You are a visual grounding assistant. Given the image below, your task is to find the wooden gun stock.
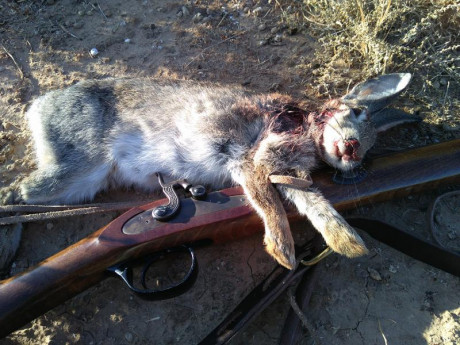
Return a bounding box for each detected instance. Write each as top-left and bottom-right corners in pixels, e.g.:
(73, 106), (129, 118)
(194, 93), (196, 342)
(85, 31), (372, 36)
(0, 139), (459, 338)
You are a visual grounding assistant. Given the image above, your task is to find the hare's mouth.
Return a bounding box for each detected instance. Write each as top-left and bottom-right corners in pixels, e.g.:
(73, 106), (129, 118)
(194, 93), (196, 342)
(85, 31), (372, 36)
(334, 139), (361, 162)
(338, 152), (361, 163)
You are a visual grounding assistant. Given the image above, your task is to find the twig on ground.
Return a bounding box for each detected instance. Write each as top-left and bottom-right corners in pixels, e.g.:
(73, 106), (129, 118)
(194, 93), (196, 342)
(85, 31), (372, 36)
(216, 13), (227, 28)
(1, 44), (24, 79)
(287, 285), (322, 345)
(95, 1), (108, 20)
(55, 21), (82, 40)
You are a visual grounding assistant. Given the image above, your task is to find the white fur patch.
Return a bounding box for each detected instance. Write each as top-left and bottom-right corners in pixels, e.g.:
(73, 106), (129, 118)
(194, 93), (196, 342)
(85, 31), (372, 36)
(26, 96), (57, 168)
(59, 164), (112, 203)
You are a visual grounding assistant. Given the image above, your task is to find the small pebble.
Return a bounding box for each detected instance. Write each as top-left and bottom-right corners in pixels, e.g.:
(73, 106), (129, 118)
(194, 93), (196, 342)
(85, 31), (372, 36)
(124, 16), (138, 24)
(253, 7), (264, 16)
(258, 23), (266, 31)
(46, 223), (54, 230)
(124, 332), (134, 342)
(270, 27), (278, 34)
(388, 265), (397, 273)
(367, 267), (382, 281)
(193, 13), (203, 23)
(77, 10), (85, 16)
(273, 34), (282, 43)
(258, 39), (269, 47)
(440, 78), (448, 86)
(124, 38), (131, 43)
(89, 48), (99, 58)
(182, 6), (190, 16)
(73, 22), (83, 29)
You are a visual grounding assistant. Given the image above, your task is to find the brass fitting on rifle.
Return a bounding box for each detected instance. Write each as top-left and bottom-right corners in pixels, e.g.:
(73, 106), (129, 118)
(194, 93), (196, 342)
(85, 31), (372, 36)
(300, 246), (333, 266)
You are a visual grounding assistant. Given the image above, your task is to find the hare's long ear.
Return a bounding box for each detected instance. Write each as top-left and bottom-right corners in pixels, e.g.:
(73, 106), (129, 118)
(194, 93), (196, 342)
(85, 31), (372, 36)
(342, 73), (412, 112)
(236, 164), (296, 269)
(371, 108), (421, 132)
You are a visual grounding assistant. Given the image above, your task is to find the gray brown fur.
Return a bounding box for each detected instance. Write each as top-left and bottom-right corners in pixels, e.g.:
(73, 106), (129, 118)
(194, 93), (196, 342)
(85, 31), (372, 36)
(20, 74), (416, 269)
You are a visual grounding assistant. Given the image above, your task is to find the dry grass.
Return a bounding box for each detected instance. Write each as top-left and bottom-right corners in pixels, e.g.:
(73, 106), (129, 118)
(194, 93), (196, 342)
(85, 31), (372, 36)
(276, 0), (459, 131)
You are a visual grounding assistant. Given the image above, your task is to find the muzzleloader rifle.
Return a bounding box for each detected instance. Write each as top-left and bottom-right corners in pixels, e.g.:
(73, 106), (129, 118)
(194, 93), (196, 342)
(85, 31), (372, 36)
(0, 139), (459, 339)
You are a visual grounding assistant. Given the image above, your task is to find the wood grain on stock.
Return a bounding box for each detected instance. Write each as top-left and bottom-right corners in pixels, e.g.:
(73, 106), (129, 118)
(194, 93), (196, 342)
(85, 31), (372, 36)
(0, 139), (459, 338)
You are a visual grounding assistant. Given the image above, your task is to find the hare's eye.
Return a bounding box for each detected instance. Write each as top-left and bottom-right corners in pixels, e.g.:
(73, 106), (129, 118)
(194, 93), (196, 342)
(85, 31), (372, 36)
(353, 108), (368, 122)
(352, 108), (362, 116)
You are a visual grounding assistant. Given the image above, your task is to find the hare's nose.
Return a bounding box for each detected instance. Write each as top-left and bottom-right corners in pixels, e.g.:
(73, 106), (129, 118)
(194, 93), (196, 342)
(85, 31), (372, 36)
(344, 138), (360, 158)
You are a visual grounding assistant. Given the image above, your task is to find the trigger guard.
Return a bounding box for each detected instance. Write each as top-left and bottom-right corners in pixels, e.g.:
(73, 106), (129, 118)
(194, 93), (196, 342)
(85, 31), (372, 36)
(107, 245), (198, 300)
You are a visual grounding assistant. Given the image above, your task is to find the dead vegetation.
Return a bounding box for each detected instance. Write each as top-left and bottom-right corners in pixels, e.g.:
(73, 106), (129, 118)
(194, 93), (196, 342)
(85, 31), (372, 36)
(276, 0), (459, 131)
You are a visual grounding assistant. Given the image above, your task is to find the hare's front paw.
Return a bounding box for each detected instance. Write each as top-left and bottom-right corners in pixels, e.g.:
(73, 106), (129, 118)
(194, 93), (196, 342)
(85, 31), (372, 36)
(264, 231), (296, 270)
(324, 216), (368, 258)
(20, 174), (51, 204)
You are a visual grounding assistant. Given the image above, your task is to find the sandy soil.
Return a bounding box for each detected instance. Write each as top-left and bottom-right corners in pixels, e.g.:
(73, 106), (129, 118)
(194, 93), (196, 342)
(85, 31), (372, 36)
(0, 0), (459, 344)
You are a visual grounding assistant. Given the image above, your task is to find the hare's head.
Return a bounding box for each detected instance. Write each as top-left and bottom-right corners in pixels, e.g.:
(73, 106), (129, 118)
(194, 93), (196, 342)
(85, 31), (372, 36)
(312, 73), (417, 171)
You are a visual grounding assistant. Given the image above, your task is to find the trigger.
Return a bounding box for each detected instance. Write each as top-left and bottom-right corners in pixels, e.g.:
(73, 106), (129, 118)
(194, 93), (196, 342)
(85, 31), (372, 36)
(107, 245), (198, 300)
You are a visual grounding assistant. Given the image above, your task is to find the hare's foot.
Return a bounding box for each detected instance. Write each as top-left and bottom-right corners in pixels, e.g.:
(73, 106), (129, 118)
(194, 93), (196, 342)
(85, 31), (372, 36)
(322, 216), (368, 257)
(263, 225), (296, 270)
(20, 172), (58, 204)
(20, 164), (111, 204)
(277, 186), (368, 259)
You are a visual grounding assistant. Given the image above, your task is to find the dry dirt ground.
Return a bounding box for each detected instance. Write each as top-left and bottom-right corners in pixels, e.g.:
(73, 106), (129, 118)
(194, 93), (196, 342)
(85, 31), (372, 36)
(0, 0), (459, 344)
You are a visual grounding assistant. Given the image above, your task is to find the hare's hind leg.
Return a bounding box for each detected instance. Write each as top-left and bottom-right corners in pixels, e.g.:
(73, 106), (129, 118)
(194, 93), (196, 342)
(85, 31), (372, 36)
(234, 164), (296, 269)
(277, 186), (368, 258)
(20, 163), (111, 204)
